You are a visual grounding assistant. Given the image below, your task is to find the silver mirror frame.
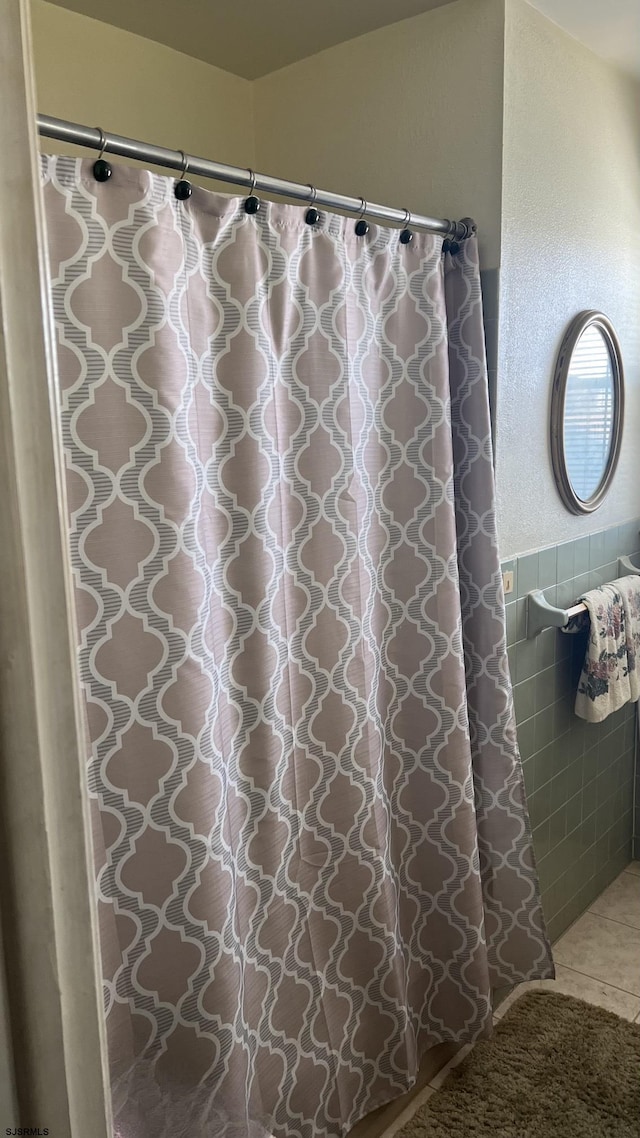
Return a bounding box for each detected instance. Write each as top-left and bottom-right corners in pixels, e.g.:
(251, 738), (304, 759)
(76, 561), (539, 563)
(550, 310), (624, 515)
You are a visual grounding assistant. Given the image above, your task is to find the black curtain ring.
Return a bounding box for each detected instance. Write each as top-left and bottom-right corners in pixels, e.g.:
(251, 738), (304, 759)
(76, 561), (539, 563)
(175, 150), (192, 201)
(93, 127), (112, 182)
(245, 169), (261, 214)
(445, 221), (460, 256)
(355, 197), (369, 237)
(306, 184), (320, 226)
(400, 208), (413, 245)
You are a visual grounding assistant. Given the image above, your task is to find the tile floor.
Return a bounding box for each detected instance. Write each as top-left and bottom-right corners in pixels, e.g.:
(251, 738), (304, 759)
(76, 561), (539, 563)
(495, 860), (640, 1022)
(379, 861), (640, 1138)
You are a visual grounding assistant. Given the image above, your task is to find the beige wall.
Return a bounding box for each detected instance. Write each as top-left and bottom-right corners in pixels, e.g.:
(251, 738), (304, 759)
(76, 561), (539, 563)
(33, 0), (504, 263)
(31, 0), (640, 561)
(253, 0), (505, 269)
(496, 0), (640, 558)
(31, 0), (254, 167)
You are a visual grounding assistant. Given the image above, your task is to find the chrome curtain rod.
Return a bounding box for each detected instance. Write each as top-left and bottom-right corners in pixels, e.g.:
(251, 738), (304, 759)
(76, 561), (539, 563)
(37, 114), (476, 242)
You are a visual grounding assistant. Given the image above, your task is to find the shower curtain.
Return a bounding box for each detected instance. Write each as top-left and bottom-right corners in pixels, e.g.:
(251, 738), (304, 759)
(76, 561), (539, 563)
(41, 154), (553, 1138)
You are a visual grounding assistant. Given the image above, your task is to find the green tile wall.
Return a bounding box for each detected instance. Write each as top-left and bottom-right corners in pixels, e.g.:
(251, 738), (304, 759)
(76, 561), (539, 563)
(502, 519), (640, 942)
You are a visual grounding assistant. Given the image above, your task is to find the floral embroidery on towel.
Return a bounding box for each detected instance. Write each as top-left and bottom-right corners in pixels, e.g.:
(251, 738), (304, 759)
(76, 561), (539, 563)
(625, 586), (640, 677)
(578, 598), (627, 702)
(575, 577), (640, 722)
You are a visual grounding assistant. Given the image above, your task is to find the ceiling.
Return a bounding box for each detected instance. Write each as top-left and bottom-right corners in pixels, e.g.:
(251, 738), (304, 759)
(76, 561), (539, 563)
(44, 0), (640, 80)
(529, 0), (640, 79)
(42, 0), (456, 79)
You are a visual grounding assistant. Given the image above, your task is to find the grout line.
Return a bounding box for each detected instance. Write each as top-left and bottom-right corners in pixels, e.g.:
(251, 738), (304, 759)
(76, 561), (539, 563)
(551, 959), (640, 998)
(583, 910), (640, 933)
(586, 909), (640, 932)
(554, 962), (640, 1001)
(380, 1084), (435, 1138)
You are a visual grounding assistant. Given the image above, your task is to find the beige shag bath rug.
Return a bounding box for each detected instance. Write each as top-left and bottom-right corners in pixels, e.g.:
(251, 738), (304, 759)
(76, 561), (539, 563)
(397, 991), (640, 1137)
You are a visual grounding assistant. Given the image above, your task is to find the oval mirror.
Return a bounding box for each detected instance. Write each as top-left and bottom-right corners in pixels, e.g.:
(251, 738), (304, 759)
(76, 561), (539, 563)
(550, 311), (624, 514)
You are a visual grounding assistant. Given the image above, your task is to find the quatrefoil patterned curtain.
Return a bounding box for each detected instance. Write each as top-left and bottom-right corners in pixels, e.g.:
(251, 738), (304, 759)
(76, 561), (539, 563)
(41, 154), (553, 1138)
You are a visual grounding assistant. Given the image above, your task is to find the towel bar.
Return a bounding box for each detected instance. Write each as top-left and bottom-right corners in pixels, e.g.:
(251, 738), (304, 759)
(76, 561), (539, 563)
(525, 554), (640, 638)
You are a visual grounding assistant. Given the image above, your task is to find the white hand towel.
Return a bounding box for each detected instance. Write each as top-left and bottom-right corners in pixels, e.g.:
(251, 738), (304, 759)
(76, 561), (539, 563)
(616, 574), (640, 704)
(575, 576), (640, 722)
